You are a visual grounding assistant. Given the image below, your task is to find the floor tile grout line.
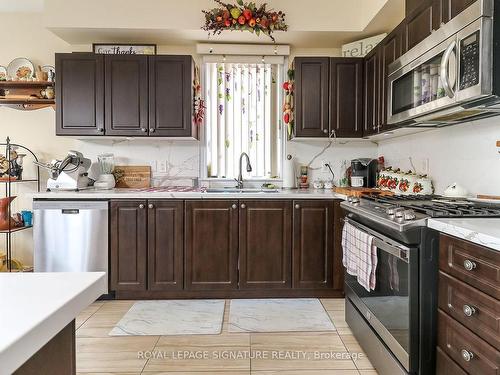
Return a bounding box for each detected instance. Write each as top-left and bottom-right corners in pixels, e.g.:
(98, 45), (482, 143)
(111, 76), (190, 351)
(140, 334), (161, 374)
(75, 301), (105, 331)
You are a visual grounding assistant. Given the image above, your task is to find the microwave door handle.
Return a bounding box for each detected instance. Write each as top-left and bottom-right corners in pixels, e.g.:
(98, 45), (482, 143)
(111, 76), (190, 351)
(440, 40), (457, 98)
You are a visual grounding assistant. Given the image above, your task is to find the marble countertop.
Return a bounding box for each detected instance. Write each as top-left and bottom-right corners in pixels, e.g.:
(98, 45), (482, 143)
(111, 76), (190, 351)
(31, 188), (347, 200)
(428, 218), (500, 252)
(0, 272), (107, 374)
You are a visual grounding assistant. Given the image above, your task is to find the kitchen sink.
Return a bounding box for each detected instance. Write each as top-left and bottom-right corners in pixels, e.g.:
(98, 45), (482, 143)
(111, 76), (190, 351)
(205, 188), (280, 193)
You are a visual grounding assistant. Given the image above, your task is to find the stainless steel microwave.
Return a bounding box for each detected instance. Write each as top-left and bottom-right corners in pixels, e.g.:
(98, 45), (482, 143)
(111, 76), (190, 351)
(387, 0), (500, 126)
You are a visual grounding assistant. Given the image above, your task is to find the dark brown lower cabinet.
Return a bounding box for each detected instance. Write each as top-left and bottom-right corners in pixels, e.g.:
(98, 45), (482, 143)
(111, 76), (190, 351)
(239, 200), (292, 289)
(293, 200), (334, 289)
(147, 201), (184, 291)
(110, 198), (344, 298)
(184, 200), (239, 290)
(110, 200), (147, 292)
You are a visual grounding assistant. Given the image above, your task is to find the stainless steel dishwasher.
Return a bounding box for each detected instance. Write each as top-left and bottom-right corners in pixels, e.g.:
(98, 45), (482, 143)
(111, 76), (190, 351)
(33, 200), (109, 291)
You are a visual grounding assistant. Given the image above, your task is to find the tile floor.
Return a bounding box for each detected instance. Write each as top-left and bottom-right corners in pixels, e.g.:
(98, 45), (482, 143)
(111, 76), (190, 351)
(75, 298), (378, 375)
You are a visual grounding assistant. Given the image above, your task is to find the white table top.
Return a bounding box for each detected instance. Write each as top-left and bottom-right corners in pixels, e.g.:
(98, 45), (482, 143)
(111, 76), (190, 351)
(0, 272), (107, 374)
(428, 218), (500, 252)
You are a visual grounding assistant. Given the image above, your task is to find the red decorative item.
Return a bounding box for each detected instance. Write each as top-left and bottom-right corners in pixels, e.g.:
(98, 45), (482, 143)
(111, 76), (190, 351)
(202, 0), (288, 42)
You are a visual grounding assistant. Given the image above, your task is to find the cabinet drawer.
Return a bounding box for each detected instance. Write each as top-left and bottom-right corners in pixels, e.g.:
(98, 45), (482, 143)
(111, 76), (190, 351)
(438, 309), (500, 375)
(439, 271), (500, 350)
(436, 346), (468, 375)
(440, 234), (500, 299)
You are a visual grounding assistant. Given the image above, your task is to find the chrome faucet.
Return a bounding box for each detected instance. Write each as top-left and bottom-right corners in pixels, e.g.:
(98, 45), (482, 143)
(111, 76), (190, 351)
(235, 152), (252, 189)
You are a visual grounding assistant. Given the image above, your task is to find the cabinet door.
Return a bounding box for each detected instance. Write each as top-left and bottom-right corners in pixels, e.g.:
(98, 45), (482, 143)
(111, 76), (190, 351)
(441, 0), (476, 23)
(185, 200), (238, 290)
(55, 53), (104, 136)
(405, 0), (441, 50)
(380, 23), (405, 131)
(110, 200), (147, 291)
(363, 49), (379, 136)
(105, 55), (149, 136)
(239, 200), (292, 289)
(294, 57), (330, 137)
(330, 58), (363, 138)
(148, 201), (184, 291)
(149, 55), (195, 137)
(292, 200), (334, 289)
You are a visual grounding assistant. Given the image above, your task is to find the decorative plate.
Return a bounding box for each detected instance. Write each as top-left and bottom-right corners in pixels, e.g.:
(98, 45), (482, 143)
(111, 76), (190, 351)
(0, 66), (6, 81)
(7, 58), (34, 80)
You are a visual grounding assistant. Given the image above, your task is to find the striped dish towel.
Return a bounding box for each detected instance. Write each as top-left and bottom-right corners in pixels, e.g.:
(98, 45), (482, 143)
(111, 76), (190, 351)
(342, 221), (378, 291)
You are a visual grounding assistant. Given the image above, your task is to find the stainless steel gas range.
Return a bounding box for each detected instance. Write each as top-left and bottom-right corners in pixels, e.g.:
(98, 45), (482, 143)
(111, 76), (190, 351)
(340, 195), (500, 375)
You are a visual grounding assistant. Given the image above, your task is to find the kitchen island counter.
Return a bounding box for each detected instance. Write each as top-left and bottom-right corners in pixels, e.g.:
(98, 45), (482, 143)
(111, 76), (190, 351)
(0, 272), (106, 374)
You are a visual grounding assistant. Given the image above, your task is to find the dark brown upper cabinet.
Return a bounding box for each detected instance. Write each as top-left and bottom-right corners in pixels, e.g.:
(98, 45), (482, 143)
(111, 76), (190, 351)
(239, 200), (292, 289)
(440, 0), (476, 24)
(184, 200), (239, 291)
(149, 55), (195, 137)
(147, 200), (184, 291)
(105, 55), (149, 137)
(379, 22), (406, 131)
(294, 57), (330, 137)
(292, 200), (334, 289)
(110, 200), (147, 292)
(330, 58), (364, 138)
(56, 53), (196, 138)
(363, 48), (380, 136)
(405, 0), (441, 50)
(56, 53), (104, 136)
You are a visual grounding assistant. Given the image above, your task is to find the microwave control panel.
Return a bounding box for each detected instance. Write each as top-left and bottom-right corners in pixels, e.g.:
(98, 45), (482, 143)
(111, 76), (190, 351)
(459, 31), (480, 90)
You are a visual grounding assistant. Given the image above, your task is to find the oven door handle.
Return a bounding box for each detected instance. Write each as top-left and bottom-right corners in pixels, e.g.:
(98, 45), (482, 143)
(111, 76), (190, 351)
(343, 218), (410, 263)
(440, 40), (457, 99)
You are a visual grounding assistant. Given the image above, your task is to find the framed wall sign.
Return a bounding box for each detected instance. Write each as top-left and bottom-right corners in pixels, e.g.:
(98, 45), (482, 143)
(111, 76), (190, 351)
(92, 44), (157, 55)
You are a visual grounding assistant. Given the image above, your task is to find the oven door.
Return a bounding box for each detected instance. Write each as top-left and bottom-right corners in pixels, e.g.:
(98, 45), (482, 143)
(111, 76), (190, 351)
(344, 218), (419, 372)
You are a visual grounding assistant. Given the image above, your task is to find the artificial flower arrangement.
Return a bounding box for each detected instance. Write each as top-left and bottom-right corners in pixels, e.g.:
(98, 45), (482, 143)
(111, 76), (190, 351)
(202, 0), (288, 42)
(283, 68), (294, 139)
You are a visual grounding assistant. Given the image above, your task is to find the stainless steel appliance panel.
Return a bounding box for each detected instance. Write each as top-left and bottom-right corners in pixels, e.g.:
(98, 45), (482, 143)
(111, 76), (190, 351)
(34, 201), (109, 290)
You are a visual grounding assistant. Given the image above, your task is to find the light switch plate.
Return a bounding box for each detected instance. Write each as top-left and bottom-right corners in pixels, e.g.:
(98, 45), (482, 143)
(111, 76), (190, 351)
(158, 160), (167, 173)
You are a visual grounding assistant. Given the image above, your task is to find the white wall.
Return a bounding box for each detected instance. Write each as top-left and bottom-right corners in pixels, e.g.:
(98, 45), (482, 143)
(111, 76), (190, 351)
(377, 117), (500, 196)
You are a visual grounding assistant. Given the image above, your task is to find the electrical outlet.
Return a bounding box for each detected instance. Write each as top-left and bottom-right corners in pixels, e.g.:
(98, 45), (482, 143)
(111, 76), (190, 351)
(322, 159), (329, 172)
(158, 160), (167, 173)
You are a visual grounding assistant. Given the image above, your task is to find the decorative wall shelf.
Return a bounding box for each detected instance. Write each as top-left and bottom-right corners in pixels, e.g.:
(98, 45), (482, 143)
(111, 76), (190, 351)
(0, 80), (55, 110)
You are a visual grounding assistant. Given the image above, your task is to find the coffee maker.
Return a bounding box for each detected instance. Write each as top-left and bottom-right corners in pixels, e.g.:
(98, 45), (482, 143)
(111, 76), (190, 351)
(351, 158), (378, 188)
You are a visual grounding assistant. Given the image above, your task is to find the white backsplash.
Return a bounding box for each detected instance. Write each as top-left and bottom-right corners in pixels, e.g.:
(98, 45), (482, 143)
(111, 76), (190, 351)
(286, 139), (378, 184)
(377, 116), (500, 196)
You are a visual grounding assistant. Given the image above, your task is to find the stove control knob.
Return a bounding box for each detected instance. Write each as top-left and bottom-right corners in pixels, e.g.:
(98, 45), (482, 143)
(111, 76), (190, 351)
(351, 197), (360, 206)
(403, 210), (416, 221)
(386, 207), (396, 215)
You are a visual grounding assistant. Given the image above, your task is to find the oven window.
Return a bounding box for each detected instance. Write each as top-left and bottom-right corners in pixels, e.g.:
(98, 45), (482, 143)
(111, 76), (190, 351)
(345, 247), (410, 353)
(392, 51), (456, 115)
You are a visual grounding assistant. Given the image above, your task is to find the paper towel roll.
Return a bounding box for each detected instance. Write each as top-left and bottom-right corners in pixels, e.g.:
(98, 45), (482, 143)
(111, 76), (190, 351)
(282, 154), (296, 189)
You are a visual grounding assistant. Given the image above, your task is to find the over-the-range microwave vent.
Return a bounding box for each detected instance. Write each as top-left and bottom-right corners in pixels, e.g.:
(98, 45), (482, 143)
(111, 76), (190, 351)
(426, 109), (485, 122)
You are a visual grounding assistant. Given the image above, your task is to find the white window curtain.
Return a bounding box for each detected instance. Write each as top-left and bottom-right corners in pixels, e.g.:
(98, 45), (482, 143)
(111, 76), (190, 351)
(204, 62), (282, 179)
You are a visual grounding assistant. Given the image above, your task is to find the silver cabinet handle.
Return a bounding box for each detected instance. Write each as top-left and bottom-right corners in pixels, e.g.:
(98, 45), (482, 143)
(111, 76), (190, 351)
(323, 129), (328, 134)
(141, 128), (147, 132)
(241, 204), (246, 209)
(149, 128), (155, 133)
(231, 204), (237, 209)
(295, 204), (300, 209)
(463, 305), (476, 317)
(464, 259), (477, 271)
(148, 203), (154, 209)
(461, 349), (474, 362)
(139, 204), (145, 209)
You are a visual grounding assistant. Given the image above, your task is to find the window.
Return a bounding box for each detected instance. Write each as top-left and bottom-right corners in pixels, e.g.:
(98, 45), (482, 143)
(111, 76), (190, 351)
(204, 61), (283, 179)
